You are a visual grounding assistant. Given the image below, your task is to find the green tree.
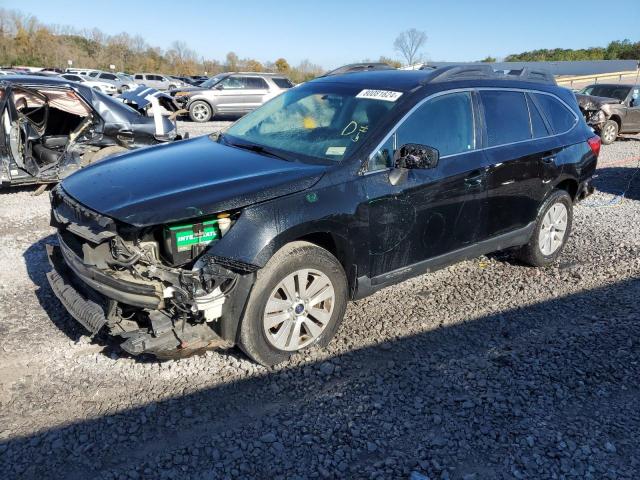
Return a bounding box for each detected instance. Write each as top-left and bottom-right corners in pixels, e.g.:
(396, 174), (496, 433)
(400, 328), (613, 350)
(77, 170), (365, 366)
(275, 57), (290, 72)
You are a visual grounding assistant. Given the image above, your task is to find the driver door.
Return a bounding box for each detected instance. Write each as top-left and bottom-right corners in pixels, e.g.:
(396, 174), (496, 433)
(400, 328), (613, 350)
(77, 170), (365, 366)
(624, 87), (640, 132)
(364, 91), (489, 278)
(214, 75), (252, 114)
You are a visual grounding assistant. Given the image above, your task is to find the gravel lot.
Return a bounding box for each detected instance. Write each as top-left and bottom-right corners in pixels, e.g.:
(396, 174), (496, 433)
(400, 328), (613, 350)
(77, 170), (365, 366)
(0, 122), (639, 479)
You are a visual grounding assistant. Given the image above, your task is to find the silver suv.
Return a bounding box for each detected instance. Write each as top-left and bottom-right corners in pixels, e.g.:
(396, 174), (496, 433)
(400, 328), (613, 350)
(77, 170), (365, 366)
(133, 73), (188, 90)
(173, 72), (294, 122)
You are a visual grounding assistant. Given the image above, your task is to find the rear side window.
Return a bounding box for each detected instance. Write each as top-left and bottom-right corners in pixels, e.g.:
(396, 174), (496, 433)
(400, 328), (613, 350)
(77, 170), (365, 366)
(244, 77), (269, 89)
(100, 73), (117, 80)
(134, 74), (143, 80)
(396, 91), (475, 157)
(480, 90), (530, 147)
(272, 78), (294, 89)
(532, 93), (577, 134)
(526, 94), (550, 138)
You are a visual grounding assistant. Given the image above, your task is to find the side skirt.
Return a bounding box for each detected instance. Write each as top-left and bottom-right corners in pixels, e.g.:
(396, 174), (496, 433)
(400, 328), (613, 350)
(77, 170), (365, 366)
(353, 221), (535, 300)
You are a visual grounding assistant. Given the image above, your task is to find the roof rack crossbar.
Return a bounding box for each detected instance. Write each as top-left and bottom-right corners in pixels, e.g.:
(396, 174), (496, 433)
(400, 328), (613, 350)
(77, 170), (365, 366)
(422, 64), (556, 86)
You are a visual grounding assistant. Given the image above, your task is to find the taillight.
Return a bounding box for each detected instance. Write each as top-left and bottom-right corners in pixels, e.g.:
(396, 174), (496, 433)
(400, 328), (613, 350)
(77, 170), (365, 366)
(587, 135), (601, 157)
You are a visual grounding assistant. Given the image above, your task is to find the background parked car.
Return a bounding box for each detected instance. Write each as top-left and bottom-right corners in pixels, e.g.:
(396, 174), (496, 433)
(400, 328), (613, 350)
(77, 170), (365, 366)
(576, 83), (640, 144)
(133, 73), (188, 90)
(0, 75), (179, 187)
(170, 72), (294, 122)
(61, 72), (117, 94)
(60, 73), (118, 95)
(86, 70), (138, 92)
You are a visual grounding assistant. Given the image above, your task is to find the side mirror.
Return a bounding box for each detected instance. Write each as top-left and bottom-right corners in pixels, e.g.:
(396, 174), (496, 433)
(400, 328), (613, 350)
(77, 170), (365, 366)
(393, 143), (439, 169)
(215, 84), (224, 90)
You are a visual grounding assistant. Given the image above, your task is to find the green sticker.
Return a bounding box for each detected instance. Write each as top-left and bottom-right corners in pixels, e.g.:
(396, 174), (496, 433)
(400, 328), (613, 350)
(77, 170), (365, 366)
(306, 192), (318, 203)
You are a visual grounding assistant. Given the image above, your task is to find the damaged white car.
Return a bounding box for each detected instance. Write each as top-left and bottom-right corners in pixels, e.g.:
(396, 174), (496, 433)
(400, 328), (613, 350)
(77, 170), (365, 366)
(0, 75), (181, 188)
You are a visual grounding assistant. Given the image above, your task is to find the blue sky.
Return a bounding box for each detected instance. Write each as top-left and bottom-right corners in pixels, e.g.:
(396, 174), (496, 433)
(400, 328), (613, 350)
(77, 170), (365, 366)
(6, 0), (640, 68)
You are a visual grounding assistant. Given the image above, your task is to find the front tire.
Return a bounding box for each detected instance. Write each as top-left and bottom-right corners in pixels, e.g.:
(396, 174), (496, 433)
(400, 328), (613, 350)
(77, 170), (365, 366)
(189, 100), (213, 122)
(516, 190), (573, 267)
(599, 120), (618, 145)
(238, 241), (348, 366)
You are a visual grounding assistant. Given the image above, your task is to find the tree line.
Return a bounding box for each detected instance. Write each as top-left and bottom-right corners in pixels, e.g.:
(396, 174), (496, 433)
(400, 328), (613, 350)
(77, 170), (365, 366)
(0, 9), (326, 82)
(504, 40), (640, 62)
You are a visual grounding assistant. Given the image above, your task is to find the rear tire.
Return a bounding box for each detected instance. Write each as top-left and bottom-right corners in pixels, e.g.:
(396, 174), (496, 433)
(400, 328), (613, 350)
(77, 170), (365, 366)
(189, 100), (213, 122)
(238, 241), (348, 366)
(599, 120), (618, 145)
(516, 190), (573, 267)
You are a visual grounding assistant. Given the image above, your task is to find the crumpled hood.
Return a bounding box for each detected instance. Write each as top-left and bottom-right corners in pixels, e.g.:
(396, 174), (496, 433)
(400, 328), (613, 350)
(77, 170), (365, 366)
(169, 87), (205, 95)
(61, 136), (327, 227)
(576, 93), (622, 110)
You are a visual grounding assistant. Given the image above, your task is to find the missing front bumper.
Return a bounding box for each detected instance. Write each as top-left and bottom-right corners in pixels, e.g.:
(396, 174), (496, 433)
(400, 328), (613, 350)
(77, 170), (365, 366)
(46, 244), (231, 356)
(46, 244), (109, 335)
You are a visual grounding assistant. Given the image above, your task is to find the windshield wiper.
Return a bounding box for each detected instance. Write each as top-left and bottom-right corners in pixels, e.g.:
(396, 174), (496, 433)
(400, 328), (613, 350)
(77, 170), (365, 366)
(227, 141), (290, 161)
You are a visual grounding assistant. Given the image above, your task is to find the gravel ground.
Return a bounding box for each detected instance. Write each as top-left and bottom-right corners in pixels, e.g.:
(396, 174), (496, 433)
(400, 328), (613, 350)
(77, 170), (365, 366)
(0, 123), (639, 479)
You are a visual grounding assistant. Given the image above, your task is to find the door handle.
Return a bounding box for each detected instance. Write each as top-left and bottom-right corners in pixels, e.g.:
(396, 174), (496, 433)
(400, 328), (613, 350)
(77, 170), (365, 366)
(464, 173), (484, 187)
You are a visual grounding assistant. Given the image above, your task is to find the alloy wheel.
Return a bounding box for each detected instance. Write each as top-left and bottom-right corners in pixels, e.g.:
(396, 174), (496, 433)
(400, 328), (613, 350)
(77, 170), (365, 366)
(603, 122), (617, 143)
(191, 103), (210, 122)
(263, 269), (335, 352)
(538, 203), (568, 256)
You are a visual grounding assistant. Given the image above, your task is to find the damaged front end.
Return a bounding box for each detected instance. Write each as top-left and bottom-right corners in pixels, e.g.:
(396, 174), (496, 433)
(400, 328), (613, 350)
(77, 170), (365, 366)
(575, 93), (620, 129)
(46, 185), (257, 356)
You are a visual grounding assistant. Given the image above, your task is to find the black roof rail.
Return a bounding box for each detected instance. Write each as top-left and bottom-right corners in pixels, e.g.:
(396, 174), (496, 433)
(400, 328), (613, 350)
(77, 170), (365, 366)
(505, 67), (557, 85)
(422, 64), (556, 85)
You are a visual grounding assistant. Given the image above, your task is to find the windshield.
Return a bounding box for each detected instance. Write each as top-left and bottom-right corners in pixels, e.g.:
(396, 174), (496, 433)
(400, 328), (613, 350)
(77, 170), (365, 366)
(580, 85), (631, 101)
(200, 75), (226, 89)
(223, 83), (400, 162)
(117, 73), (133, 82)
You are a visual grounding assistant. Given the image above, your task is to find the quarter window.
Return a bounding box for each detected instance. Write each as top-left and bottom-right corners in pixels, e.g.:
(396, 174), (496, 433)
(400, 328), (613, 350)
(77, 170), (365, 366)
(480, 90), (531, 147)
(134, 74), (143, 80)
(532, 93), (577, 134)
(272, 78), (294, 89)
(396, 92), (475, 157)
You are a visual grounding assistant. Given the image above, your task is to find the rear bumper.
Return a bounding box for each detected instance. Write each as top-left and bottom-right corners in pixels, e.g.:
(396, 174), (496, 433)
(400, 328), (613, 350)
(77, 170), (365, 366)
(578, 178), (595, 201)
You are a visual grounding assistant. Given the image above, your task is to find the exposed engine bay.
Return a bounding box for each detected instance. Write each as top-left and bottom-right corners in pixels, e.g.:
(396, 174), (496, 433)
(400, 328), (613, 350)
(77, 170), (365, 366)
(47, 184), (257, 356)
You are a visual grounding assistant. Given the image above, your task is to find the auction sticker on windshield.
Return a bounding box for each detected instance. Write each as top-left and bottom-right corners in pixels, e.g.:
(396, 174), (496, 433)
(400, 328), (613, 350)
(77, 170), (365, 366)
(356, 89), (403, 102)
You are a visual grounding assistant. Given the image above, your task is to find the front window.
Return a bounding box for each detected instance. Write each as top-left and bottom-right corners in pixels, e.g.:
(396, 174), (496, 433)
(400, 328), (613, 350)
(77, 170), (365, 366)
(218, 76), (246, 89)
(369, 92), (475, 171)
(580, 85), (631, 102)
(223, 83), (400, 162)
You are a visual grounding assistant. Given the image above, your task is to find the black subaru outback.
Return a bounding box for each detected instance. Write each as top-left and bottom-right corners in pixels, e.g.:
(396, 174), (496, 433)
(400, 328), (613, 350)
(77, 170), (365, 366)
(47, 66), (600, 365)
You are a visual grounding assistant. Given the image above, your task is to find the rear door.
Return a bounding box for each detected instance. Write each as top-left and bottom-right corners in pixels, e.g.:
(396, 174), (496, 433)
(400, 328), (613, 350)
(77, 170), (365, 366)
(480, 89), (556, 237)
(238, 76), (270, 112)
